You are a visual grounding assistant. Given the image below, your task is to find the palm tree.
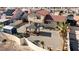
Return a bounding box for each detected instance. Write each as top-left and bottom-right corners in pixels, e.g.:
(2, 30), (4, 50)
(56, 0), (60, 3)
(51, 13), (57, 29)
(0, 23), (4, 31)
(57, 22), (69, 51)
(40, 41), (45, 49)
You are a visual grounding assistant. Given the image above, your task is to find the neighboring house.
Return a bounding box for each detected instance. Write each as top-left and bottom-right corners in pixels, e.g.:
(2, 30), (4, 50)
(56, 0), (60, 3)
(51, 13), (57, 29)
(11, 8), (23, 20)
(44, 15), (66, 29)
(4, 9), (15, 16)
(66, 14), (76, 26)
(28, 11), (37, 22)
(67, 14), (74, 21)
(51, 15), (66, 22)
(36, 9), (50, 23)
(36, 9), (66, 23)
(36, 9), (49, 16)
(74, 16), (79, 26)
(28, 9), (44, 24)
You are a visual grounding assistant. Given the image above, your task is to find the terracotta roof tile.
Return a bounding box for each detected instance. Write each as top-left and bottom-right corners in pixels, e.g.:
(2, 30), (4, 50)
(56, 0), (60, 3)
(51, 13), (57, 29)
(36, 9), (49, 16)
(51, 15), (66, 22)
(74, 16), (79, 21)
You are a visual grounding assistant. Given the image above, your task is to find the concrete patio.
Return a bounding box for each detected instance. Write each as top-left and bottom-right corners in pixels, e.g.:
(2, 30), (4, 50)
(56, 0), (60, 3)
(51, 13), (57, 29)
(28, 30), (63, 51)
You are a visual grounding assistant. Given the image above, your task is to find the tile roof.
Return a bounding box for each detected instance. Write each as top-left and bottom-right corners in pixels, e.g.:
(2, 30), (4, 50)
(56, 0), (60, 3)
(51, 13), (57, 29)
(51, 15), (66, 22)
(74, 16), (79, 21)
(36, 9), (49, 16)
(35, 9), (66, 22)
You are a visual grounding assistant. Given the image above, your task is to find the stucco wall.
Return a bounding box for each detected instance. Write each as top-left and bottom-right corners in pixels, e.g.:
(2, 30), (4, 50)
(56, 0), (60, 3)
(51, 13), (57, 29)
(25, 38), (47, 51)
(3, 33), (21, 45)
(2, 33), (47, 51)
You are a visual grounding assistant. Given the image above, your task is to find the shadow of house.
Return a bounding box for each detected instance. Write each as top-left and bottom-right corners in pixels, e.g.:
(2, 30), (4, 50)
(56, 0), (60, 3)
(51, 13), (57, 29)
(42, 14), (57, 29)
(21, 11), (28, 22)
(44, 14), (53, 24)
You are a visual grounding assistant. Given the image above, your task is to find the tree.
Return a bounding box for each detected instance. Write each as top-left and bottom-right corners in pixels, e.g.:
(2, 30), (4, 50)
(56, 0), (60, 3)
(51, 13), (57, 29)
(40, 41), (45, 49)
(57, 21), (69, 51)
(0, 23), (4, 39)
(0, 22), (9, 41)
(0, 22), (4, 31)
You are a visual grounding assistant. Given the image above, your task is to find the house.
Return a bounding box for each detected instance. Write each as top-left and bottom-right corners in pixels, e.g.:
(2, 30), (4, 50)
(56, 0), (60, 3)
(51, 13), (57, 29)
(28, 9), (49, 24)
(67, 14), (76, 26)
(36, 9), (50, 23)
(4, 8), (15, 16)
(51, 15), (66, 22)
(36, 9), (66, 23)
(74, 16), (79, 26)
(11, 8), (23, 20)
(36, 9), (49, 16)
